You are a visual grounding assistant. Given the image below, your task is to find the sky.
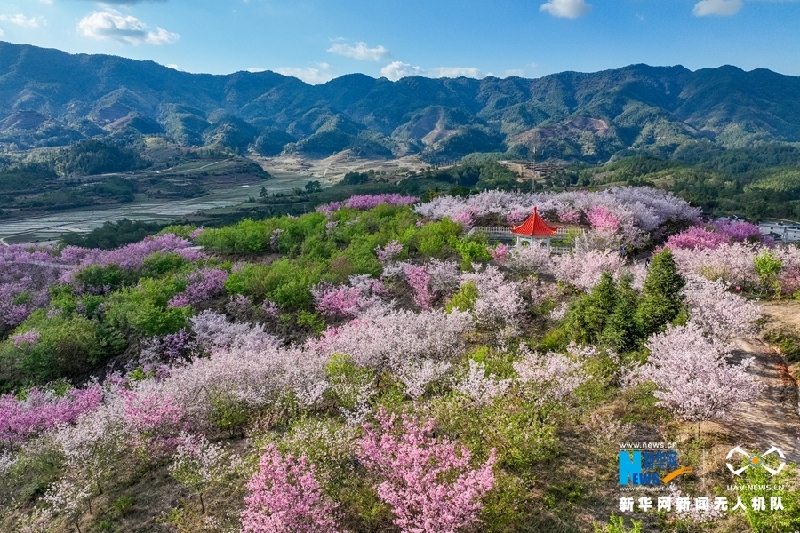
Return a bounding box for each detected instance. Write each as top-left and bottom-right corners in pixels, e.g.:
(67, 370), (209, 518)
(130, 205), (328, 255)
(0, 0), (798, 83)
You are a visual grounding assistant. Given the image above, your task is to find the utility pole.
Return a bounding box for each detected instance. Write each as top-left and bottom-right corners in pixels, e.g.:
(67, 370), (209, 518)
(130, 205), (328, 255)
(531, 146), (536, 193)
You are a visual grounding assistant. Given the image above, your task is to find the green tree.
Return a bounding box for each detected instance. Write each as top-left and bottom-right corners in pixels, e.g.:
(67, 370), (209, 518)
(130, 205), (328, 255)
(636, 249), (685, 337)
(305, 180), (322, 194)
(566, 272), (618, 345)
(754, 249), (782, 297)
(600, 273), (641, 352)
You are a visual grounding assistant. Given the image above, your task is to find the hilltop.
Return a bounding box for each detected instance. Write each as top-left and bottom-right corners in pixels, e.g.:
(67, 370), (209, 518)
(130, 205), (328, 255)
(2, 42), (800, 162)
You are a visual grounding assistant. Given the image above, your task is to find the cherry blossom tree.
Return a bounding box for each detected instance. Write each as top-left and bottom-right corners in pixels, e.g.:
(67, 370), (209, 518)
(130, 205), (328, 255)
(375, 241), (404, 264)
(167, 268), (228, 308)
(307, 309), (473, 372)
(455, 360), (512, 405)
(424, 259), (461, 297)
(311, 280), (380, 318)
(169, 432), (243, 514)
(356, 409), (496, 533)
(587, 205), (622, 233)
(395, 359), (452, 400)
(403, 264), (433, 310)
(51, 401), (130, 514)
(665, 226), (729, 250)
(190, 310), (280, 354)
(552, 249), (624, 291)
(669, 242), (760, 288)
(241, 444), (342, 533)
(0, 385), (103, 445)
(344, 194), (418, 210)
(637, 323), (763, 423)
(513, 344), (591, 407)
(682, 276), (761, 341)
(489, 243), (509, 263)
(42, 478), (93, 533)
(504, 243), (551, 274)
(121, 387), (186, 436)
(0, 449), (15, 476)
(710, 219), (762, 242)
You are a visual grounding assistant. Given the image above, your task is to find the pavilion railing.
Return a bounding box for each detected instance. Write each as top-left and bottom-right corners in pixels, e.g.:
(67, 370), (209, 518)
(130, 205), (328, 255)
(467, 226), (583, 237)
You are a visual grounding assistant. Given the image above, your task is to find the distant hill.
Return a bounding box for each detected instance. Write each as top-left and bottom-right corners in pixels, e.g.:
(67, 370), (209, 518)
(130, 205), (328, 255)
(2, 41), (800, 162)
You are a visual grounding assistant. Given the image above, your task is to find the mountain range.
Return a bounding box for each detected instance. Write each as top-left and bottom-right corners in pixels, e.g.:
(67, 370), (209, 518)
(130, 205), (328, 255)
(2, 41), (800, 162)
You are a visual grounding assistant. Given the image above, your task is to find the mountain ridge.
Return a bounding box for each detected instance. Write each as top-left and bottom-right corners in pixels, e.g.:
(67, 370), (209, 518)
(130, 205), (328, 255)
(2, 41), (800, 161)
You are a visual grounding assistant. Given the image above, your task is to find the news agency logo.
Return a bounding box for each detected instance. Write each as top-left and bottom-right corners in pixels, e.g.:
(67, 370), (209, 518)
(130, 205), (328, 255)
(726, 445), (787, 476)
(619, 448), (692, 486)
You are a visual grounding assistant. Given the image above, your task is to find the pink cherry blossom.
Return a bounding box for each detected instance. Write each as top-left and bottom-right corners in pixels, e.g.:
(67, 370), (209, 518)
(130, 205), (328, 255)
(241, 444), (342, 533)
(356, 408), (496, 533)
(636, 323), (763, 422)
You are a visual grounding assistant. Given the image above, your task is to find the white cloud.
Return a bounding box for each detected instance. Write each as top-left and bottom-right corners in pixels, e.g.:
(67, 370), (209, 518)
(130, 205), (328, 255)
(77, 9), (178, 45)
(0, 29), (4, 37)
(0, 14), (45, 28)
(327, 41), (390, 61)
(505, 69), (526, 77)
(380, 61), (425, 81)
(540, 0), (592, 18)
(246, 67), (267, 73)
(692, 0), (743, 16)
(380, 61), (483, 81)
(165, 63), (183, 71)
(274, 66), (334, 84)
(145, 26), (179, 45)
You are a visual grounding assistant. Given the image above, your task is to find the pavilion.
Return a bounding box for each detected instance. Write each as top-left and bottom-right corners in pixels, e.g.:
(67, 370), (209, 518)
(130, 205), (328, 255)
(511, 206), (558, 248)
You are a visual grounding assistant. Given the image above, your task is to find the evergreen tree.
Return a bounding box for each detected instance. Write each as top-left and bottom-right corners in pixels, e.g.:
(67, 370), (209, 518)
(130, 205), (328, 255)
(636, 249), (685, 337)
(600, 273), (641, 353)
(566, 271), (618, 345)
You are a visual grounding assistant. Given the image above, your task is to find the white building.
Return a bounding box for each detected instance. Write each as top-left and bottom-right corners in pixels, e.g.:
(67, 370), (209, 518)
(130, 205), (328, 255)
(759, 220), (800, 242)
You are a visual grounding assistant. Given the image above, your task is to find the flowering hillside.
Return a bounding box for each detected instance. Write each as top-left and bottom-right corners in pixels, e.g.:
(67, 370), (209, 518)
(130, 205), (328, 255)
(0, 187), (798, 533)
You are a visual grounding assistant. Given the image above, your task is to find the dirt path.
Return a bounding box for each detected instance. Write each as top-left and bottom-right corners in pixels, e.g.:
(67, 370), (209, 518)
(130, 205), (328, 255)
(722, 337), (800, 464)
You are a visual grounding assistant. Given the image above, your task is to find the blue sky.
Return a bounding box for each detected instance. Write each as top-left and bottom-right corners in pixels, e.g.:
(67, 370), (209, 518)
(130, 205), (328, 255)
(0, 0), (798, 83)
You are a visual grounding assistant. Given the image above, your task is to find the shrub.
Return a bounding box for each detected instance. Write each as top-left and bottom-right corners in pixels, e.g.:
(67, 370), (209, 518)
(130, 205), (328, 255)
(445, 281), (479, 313)
(736, 460), (800, 533)
(413, 219), (461, 257)
(594, 514), (643, 533)
(106, 277), (192, 337)
(197, 218), (276, 254)
(139, 251), (190, 279)
(0, 311), (107, 387)
(227, 259), (322, 309)
(73, 264), (129, 293)
(755, 249), (782, 296)
(764, 328), (800, 363)
(450, 236), (492, 271)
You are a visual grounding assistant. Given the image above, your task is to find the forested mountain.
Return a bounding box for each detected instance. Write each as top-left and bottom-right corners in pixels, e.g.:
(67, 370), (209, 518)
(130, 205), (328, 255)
(2, 41), (800, 161)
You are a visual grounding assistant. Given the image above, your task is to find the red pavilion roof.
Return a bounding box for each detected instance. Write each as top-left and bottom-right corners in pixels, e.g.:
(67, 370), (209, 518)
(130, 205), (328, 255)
(511, 206), (557, 237)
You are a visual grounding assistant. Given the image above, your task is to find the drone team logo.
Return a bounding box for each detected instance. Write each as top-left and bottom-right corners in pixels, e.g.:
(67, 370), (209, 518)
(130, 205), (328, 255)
(726, 445), (787, 476)
(619, 445), (692, 486)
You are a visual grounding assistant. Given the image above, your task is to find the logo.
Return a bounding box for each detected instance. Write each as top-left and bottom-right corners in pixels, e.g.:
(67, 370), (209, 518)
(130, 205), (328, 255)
(726, 445), (786, 476)
(619, 449), (692, 486)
